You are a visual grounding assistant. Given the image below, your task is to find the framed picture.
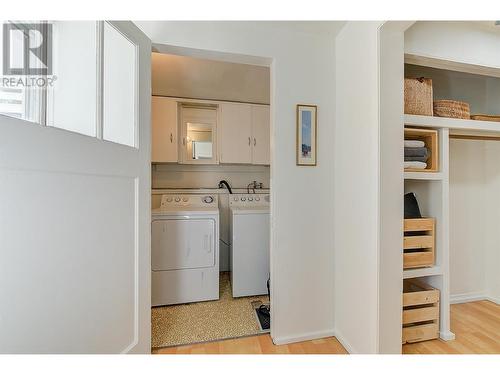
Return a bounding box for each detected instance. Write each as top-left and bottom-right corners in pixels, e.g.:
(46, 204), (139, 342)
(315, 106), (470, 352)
(296, 104), (317, 166)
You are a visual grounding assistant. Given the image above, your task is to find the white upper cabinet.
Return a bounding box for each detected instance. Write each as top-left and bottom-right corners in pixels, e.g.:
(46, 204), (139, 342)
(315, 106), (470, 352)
(152, 98), (269, 165)
(251, 105), (270, 165)
(219, 103), (253, 164)
(152, 96), (178, 163)
(219, 102), (270, 165)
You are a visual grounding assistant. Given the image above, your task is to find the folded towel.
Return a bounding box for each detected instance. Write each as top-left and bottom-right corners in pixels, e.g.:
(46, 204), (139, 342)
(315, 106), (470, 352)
(405, 147), (428, 158)
(405, 155), (428, 163)
(405, 140), (425, 148)
(404, 161), (427, 170)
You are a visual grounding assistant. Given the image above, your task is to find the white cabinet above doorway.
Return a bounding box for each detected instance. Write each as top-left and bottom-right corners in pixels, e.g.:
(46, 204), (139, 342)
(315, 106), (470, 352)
(151, 96), (270, 166)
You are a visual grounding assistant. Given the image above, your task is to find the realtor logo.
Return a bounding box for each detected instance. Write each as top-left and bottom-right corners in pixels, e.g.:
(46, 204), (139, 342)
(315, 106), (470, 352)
(3, 23), (52, 75)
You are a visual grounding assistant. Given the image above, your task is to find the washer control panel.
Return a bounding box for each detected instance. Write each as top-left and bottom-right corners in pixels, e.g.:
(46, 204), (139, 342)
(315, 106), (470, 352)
(229, 194), (270, 207)
(160, 194), (218, 208)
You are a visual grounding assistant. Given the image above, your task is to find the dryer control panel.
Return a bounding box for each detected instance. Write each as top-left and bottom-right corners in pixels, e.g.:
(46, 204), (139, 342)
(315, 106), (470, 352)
(160, 194), (218, 209)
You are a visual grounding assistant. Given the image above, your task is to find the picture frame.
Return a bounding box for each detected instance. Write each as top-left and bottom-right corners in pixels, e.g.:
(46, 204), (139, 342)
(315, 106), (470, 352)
(296, 104), (317, 166)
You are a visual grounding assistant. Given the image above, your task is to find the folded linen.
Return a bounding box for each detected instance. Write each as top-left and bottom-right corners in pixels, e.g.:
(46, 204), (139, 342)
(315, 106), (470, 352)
(405, 155), (428, 163)
(404, 140), (425, 148)
(404, 147), (428, 158)
(404, 161), (427, 169)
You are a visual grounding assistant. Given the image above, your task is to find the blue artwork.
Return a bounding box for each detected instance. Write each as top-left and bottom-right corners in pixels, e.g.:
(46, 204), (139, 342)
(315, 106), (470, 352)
(301, 110), (312, 158)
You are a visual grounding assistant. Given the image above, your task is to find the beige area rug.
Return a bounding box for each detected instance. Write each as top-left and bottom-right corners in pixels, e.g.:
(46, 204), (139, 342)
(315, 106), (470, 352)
(152, 272), (269, 348)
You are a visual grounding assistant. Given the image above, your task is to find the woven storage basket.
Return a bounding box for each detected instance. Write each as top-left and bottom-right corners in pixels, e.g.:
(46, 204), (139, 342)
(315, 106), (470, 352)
(433, 100), (470, 119)
(471, 114), (500, 122)
(404, 78), (433, 116)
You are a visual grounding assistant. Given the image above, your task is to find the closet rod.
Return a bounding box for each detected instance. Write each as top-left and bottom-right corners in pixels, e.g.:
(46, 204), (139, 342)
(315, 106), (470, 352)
(450, 134), (500, 141)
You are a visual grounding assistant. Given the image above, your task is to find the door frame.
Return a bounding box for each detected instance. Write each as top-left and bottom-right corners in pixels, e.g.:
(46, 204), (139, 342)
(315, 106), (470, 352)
(150, 42), (275, 338)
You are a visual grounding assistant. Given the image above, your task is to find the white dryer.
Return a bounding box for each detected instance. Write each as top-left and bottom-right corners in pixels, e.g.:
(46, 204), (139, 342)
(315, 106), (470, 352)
(152, 194), (219, 306)
(229, 194), (270, 297)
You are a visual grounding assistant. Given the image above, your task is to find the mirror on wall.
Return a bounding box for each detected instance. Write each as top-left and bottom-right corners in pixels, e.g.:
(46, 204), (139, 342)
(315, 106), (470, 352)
(180, 105), (217, 164)
(187, 122), (213, 160)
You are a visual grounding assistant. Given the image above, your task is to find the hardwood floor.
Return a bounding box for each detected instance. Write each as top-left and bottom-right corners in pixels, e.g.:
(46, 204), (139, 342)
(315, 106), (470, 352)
(152, 334), (348, 354)
(152, 300), (500, 354)
(403, 300), (500, 354)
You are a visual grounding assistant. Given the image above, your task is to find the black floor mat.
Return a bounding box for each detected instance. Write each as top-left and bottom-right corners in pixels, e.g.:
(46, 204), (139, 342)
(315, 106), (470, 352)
(255, 305), (270, 331)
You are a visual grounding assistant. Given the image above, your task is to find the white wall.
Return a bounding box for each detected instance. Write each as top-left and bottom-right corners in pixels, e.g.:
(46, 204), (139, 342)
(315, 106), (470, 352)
(152, 164), (269, 191)
(484, 142), (500, 304)
(135, 21), (341, 344)
(449, 139), (500, 304)
(334, 21), (382, 354)
(152, 53), (270, 104)
(449, 140), (487, 301)
(405, 21), (500, 69)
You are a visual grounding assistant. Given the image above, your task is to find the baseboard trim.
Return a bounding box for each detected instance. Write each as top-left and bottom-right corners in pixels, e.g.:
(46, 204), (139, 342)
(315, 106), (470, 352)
(439, 330), (455, 341)
(486, 296), (500, 305)
(332, 328), (356, 354)
(450, 292), (487, 304)
(272, 329), (335, 346)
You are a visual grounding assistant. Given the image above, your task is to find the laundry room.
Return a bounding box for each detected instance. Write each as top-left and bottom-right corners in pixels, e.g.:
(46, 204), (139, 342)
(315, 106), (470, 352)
(149, 51), (272, 349)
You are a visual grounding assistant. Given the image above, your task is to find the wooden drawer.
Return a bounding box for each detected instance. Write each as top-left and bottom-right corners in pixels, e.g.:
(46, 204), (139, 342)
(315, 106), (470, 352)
(404, 218), (434, 232)
(404, 252), (435, 269)
(403, 322), (439, 344)
(402, 279), (440, 345)
(403, 305), (439, 324)
(404, 235), (433, 249)
(403, 218), (435, 269)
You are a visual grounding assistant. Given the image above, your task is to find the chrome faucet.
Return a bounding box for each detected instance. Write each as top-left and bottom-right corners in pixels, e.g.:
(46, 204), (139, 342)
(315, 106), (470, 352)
(247, 180), (263, 194)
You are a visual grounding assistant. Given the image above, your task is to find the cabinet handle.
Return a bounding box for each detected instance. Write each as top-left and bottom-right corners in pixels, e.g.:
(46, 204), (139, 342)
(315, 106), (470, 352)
(248, 137), (251, 146)
(170, 133), (173, 143)
(183, 137), (186, 146)
(254, 138), (256, 146)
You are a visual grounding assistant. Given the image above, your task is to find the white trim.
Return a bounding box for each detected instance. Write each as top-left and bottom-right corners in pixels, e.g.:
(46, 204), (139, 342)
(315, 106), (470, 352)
(439, 330), (456, 341)
(332, 329), (356, 354)
(450, 292), (488, 304)
(271, 329), (335, 346)
(486, 296), (500, 305)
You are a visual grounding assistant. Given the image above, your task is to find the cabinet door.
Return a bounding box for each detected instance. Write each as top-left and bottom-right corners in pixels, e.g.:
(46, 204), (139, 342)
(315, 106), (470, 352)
(219, 103), (252, 164)
(151, 96), (178, 162)
(251, 105), (270, 165)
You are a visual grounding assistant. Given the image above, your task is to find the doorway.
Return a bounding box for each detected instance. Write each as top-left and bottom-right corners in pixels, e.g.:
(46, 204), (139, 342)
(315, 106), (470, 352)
(148, 45), (274, 349)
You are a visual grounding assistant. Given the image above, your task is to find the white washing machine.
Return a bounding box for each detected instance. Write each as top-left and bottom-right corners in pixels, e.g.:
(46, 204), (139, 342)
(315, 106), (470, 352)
(229, 193), (270, 297)
(152, 194), (219, 306)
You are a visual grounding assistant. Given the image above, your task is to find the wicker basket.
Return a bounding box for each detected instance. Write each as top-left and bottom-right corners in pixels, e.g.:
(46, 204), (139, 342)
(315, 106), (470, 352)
(433, 100), (470, 119)
(404, 78), (433, 116)
(471, 114), (500, 122)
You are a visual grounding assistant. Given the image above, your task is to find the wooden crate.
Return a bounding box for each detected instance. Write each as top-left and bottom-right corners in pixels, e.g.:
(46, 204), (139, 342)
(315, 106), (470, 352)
(402, 279), (440, 344)
(404, 218), (435, 269)
(404, 127), (439, 172)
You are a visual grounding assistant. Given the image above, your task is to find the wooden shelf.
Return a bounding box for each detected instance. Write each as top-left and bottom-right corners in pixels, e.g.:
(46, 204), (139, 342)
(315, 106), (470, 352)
(404, 171), (443, 180)
(405, 114), (500, 135)
(403, 266), (443, 280)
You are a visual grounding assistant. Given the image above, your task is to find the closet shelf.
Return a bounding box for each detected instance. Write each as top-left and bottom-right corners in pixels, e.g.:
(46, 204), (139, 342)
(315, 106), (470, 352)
(405, 114), (500, 135)
(403, 266), (443, 280)
(404, 171), (443, 180)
